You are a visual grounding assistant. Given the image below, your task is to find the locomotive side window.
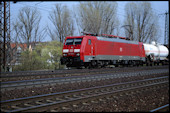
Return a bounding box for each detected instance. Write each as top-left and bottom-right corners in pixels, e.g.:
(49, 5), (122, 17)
(88, 39), (91, 45)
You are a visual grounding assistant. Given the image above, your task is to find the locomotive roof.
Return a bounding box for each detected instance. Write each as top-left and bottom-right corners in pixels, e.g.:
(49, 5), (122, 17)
(65, 35), (143, 45)
(66, 36), (84, 38)
(96, 36), (140, 45)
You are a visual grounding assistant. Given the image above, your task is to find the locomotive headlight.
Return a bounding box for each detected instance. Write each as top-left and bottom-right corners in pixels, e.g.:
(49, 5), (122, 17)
(63, 53), (67, 56)
(76, 53), (80, 56)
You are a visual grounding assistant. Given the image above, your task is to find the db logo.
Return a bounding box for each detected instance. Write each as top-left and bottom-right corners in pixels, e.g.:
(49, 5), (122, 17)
(70, 49), (73, 52)
(120, 48), (122, 52)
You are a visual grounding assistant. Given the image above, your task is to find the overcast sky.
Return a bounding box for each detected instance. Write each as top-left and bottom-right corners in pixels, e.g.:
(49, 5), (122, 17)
(10, 1), (169, 44)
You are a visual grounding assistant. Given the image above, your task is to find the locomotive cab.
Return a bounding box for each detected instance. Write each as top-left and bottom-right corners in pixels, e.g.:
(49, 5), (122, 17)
(60, 36), (84, 67)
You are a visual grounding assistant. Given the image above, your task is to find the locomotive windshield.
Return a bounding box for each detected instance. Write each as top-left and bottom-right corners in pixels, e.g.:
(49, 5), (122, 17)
(65, 38), (82, 45)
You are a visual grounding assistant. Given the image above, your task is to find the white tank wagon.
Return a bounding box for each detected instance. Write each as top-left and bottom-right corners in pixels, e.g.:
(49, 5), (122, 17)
(143, 41), (169, 65)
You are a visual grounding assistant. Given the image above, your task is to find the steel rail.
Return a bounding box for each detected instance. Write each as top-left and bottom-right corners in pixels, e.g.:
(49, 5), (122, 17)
(1, 69), (169, 91)
(1, 76), (169, 112)
(150, 104), (169, 112)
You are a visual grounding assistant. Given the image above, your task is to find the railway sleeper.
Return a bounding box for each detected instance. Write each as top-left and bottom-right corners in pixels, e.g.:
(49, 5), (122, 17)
(50, 109), (58, 112)
(63, 95), (71, 99)
(24, 103), (34, 107)
(61, 106), (71, 110)
(11, 105), (21, 109)
(82, 102), (90, 105)
(91, 100), (98, 104)
(46, 99), (56, 103)
(35, 101), (44, 105)
(55, 97), (64, 101)
(72, 104), (79, 108)
(72, 94), (81, 98)
(98, 98), (105, 102)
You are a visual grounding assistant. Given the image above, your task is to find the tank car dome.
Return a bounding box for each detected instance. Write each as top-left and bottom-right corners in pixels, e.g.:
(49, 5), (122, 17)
(151, 41), (156, 45)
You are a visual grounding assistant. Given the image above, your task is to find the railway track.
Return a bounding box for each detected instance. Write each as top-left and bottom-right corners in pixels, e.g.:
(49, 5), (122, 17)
(0, 65), (168, 82)
(1, 69), (168, 91)
(1, 76), (168, 112)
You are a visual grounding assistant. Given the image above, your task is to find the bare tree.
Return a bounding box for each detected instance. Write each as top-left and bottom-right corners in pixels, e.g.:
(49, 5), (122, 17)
(12, 7), (46, 48)
(124, 2), (160, 43)
(75, 1), (118, 35)
(123, 2), (137, 40)
(48, 4), (74, 44)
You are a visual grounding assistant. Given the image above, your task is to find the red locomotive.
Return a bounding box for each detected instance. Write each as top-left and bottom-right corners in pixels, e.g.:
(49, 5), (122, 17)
(60, 32), (168, 68)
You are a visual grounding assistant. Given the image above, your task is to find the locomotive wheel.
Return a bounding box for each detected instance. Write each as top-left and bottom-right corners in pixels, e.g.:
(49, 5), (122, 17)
(76, 66), (83, 69)
(146, 59), (150, 66)
(161, 62), (164, 65)
(115, 64), (119, 67)
(91, 60), (98, 68)
(84, 63), (89, 69)
(87, 63), (92, 69)
(146, 62), (149, 66)
(147, 61), (151, 66)
(150, 62), (153, 66)
(140, 62), (144, 66)
(132, 61), (136, 66)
